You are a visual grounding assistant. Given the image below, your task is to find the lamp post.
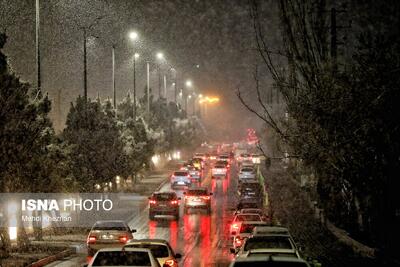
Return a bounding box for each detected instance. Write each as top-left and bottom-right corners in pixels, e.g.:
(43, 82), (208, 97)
(129, 31), (139, 119)
(156, 52), (164, 99)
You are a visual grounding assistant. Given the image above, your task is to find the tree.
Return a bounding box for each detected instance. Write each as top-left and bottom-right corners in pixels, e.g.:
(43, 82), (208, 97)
(62, 97), (127, 191)
(240, 0), (400, 256)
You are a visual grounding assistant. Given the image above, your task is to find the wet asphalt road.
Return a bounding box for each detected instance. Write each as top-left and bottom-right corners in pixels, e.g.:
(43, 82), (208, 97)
(47, 163), (240, 267)
(127, 164), (238, 267)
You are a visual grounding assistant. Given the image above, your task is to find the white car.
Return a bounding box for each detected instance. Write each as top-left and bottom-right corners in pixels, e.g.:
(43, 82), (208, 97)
(238, 167), (256, 182)
(86, 247), (161, 267)
(229, 255), (310, 267)
(211, 164), (228, 178)
(170, 171), (191, 188)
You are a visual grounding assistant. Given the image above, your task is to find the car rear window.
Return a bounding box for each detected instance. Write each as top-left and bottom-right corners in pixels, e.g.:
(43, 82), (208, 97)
(93, 221), (127, 231)
(174, 171), (188, 176)
(187, 189), (207, 195)
(154, 193), (176, 201)
(92, 251), (151, 266)
(241, 168), (254, 172)
(214, 165), (225, 168)
(243, 236), (292, 251)
(236, 214), (261, 221)
(125, 244), (169, 258)
(240, 223), (260, 234)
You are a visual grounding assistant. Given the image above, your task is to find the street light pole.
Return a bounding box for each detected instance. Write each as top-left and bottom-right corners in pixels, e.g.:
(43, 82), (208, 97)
(133, 54), (137, 119)
(83, 28), (88, 102)
(112, 45), (116, 109)
(147, 61), (150, 114)
(163, 74), (167, 99)
(35, 0), (41, 95)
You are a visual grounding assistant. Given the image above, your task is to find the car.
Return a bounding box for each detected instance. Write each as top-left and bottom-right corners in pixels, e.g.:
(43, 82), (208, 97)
(238, 167), (256, 183)
(240, 160), (255, 168)
(238, 181), (263, 198)
(237, 153), (252, 163)
(237, 197), (263, 210)
(86, 220), (136, 256)
(234, 233), (300, 258)
(217, 154), (231, 163)
(194, 152), (207, 161)
(232, 221), (270, 250)
(252, 226), (290, 237)
(242, 248), (300, 258)
(228, 255), (310, 267)
(230, 213), (263, 237)
(251, 154), (262, 164)
(86, 247), (160, 267)
(191, 158), (205, 170)
(234, 208), (268, 221)
(124, 239), (182, 267)
(183, 187), (213, 213)
(170, 171), (191, 188)
(187, 166), (201, 182)
(148, 192), (181, 220)
(211, 163), (228, 178)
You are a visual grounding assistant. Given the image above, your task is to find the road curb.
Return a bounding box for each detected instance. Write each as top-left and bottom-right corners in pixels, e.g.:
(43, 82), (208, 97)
(28, 248), (75, 267)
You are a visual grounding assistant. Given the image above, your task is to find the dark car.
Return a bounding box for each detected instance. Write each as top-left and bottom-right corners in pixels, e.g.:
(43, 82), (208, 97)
(148, 192), (181, 220)
(238, 181), (263, 198)
(237, 196), (263, 210)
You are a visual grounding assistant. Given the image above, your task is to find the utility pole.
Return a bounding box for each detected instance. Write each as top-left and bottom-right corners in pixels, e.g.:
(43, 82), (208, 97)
(158, 65), (161, 99)
(163, 74), (167, 99)
(146, 61), (150, 113)
(83, 28), (88, 101)
(133, 54), (137, 119)
(36, 0), (41, 94)
(112, 45), (116, 109)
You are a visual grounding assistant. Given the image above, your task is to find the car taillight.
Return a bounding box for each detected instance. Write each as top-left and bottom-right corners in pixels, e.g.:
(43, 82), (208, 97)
(164, 259), (177, 267)
(202, 196), (210, 200)
(87, 235), (96, 244)
(235, 237), (243, 246)
(149, 199), (156, 204)
(171, 200), (178, 205)
(119, 235), (129, 243)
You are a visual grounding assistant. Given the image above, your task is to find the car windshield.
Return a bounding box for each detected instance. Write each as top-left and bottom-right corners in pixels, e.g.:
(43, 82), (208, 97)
(235, 214), (261, 222)
(174, 171), (188, 176)
(154, 193), (176, 201)
(125, 244), (169, 258)
(187, 189), (208, 195)
(233, 262), (308, 267)
(214, 165), (225, 168)
(243, 236), (292, 251)
(92, 251), (151, 266)
(93, 221), (127, 231)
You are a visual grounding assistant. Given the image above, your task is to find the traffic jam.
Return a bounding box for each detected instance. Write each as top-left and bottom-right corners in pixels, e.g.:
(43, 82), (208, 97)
(84, 143), (314, 267)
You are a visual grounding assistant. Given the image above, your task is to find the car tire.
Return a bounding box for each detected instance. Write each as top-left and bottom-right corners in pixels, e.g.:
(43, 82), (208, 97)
(174, 210), (180, 220)
(149, 211), (155, 220)
(207, 206), (211, 214)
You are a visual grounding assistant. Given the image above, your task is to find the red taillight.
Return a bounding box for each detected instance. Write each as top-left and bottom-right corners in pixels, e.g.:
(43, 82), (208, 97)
(119, 235), (129, 243)
(170, 200), (178, 205)
(164, 259), (177, 267)
(149, 199), (156, 204)
(202, 196), (210, 200)
(232, 223), (239, 230)
(235, 237), (243, 246)
(87, 235), (96, 244)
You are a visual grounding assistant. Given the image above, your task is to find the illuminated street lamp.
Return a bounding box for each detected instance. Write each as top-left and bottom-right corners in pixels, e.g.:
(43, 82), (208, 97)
(129, 31), (138, 41)
(185, 80), (192, 87)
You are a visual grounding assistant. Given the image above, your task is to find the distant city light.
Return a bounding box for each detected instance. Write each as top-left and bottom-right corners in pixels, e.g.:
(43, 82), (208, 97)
(185, 80), (192, 87)
(134, 53), (140, 59)
(199, 96), (220, 104)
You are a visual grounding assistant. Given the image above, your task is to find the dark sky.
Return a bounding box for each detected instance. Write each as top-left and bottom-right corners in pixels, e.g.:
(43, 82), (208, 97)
(0, 0), (280, 139)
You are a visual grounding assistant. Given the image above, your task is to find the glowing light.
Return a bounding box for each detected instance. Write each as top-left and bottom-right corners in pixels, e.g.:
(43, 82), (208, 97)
(199, 96), (220, 104)
(156, 52), (164, 60)
(134, 53), (140, 59)
(129, 31), (138, 41)
(185, 80), (192, 87)
(152, 154), (160, 165)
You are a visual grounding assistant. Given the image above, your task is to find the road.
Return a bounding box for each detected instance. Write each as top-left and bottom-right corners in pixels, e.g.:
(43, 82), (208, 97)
(47, 163), (240, 267)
